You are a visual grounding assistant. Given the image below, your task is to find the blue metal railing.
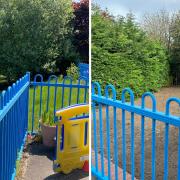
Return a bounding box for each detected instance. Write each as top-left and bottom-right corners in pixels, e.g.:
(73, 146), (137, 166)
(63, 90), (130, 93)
(0, 72), (30, 180)
(92, 82), (180, 180)
(29, 74), (89, 134)
(0, 73), (89, 179)
(0, 72), (89, 179)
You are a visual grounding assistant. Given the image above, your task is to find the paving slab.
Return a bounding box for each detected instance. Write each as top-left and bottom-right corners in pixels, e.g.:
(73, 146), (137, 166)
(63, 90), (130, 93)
(91, 151), (138, 180)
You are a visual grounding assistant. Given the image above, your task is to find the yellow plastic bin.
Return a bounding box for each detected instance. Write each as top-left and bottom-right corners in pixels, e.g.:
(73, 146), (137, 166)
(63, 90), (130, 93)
(53, 103), (89, 174)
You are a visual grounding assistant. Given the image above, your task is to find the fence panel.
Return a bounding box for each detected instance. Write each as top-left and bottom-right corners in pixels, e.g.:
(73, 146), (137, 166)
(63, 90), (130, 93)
(29, 74), (89, 134)
(0, 72), (30, 180)
(92, 82), (180, 180)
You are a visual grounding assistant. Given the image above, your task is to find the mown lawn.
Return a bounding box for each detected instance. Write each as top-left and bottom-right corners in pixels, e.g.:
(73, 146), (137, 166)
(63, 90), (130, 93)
(28, 77), (89, 132)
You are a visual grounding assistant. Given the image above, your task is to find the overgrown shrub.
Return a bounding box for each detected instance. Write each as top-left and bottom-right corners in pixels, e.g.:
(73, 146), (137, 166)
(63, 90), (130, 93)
(0, 0), (74, 81)
(66, 63), (79, 80)
(92, 6), (170, 97)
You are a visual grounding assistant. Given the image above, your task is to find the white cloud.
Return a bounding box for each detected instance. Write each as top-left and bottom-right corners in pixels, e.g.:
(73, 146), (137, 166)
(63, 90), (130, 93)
(93, 0), (180, 21)
(108, 4), (129, 16)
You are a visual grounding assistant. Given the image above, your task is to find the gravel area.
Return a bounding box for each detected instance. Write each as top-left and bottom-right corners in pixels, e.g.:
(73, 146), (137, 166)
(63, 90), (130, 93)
(92, 87), (180, 180)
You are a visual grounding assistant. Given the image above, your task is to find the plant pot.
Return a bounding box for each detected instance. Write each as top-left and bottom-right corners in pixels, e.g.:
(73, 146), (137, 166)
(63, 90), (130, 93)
(40, 122), (56, 148)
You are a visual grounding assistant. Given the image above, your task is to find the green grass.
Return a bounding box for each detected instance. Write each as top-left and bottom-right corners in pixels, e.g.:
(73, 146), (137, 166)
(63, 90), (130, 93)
(15, 159), (21, 178)
(28, 77), (89, 131)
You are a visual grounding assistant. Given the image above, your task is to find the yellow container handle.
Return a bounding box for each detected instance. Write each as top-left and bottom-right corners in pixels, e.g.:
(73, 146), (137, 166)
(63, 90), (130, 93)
(56, 103), (89, 123)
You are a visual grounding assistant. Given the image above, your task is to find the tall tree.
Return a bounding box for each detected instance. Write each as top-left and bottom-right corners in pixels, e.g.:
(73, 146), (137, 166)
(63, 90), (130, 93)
(0, 0), (73, 81)
(92, 6), (169, 96)
(142, 10), (180, 84)
(142, 10), (172, 51)
(171, 11), (180, 60)
(170, 11), (180, 84)
(73, 0), (89, 63)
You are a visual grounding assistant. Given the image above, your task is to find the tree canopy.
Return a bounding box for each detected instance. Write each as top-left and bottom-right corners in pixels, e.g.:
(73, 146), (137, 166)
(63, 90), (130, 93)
(142, 10), (180, 84)
(170, 11), (180, 82)
(92, 6), (170, 96)
(0, 0), (74, 81)
(73, 0), (89, 63)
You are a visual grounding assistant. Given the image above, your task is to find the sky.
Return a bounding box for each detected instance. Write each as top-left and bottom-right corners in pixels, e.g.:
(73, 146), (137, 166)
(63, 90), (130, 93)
(93, 0), (180, 21)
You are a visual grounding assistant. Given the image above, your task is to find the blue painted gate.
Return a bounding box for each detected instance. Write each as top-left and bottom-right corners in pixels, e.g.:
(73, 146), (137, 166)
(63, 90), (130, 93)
(92, 82), (180, 180)
(29, 74), (89, 134)
(0, 73), (30, 180)
(0, 72), (89, 180)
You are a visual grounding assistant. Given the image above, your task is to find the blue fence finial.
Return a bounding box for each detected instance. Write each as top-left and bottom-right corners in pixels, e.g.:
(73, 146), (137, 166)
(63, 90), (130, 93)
(166, 97), (180, 115)
(27, 72), (31, 82)
(34, 74), (43, 82)
(121, 88), (134, 105)
(92, 82), (101, 96)
(48, 75), (58, 82)
(63, 76), (73, 83)
(105, 84), (116, 100)
(7, 86), (12, 102)
(142, 92), (156, 111)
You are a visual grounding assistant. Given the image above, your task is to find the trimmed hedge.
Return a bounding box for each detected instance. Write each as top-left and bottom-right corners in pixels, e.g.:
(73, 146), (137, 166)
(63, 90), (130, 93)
(92, 7), (170, 97)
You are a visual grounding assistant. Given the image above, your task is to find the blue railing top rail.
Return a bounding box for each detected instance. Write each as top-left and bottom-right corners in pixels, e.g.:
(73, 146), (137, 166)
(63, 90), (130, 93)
(31, 74), (88, 88)
(92, 82), (180, 127)
(0, 72), (30, 121)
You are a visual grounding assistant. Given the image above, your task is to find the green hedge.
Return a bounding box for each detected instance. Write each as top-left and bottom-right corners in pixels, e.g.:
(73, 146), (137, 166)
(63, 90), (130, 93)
(92, 7), (170, 97)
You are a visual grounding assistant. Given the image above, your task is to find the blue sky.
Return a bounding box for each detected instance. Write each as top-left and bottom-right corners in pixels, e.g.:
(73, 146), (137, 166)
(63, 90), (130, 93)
(93, 0), (180, 21)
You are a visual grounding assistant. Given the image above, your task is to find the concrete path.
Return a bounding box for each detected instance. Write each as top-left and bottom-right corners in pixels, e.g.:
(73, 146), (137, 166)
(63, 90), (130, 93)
(22, 142), (89, 180)
(91, 151), (138, 180)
